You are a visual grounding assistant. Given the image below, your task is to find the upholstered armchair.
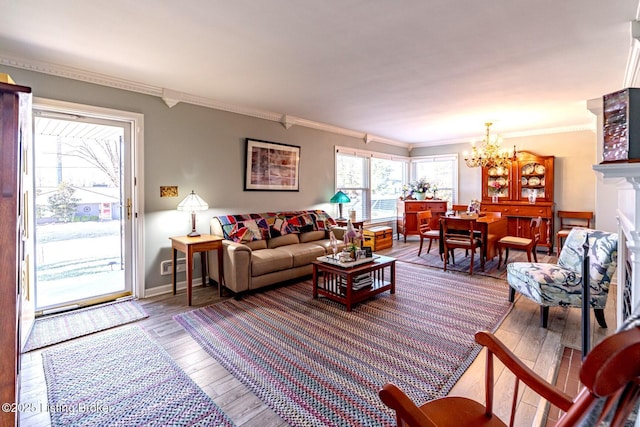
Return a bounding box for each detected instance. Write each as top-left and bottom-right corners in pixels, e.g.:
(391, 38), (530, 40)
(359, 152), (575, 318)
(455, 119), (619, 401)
(506, 227), (617, 328)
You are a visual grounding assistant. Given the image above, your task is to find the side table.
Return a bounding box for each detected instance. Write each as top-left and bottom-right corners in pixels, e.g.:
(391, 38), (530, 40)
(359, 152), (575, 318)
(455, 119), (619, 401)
(169, 234), (224, 306)
(335, 219), (364, 229)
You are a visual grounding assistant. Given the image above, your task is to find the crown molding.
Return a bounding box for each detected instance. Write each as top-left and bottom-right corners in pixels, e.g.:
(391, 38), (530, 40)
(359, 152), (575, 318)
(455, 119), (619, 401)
(0, 54), (409, 149)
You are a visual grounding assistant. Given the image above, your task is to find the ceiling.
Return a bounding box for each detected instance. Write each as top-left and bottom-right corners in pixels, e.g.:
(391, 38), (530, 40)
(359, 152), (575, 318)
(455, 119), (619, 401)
(1, 0), (639, 146)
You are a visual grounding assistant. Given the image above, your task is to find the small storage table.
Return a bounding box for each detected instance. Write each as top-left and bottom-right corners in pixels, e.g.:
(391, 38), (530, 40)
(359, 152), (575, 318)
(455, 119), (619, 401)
(363, 226), (393, 251)
(312, 255), (396, 311)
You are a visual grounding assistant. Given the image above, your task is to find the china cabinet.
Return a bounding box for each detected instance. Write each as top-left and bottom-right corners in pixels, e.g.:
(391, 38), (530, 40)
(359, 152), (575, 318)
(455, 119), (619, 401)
(0, 81), (32, 426)
(396, 199), (447, 241)
(481, 151), (555, 254)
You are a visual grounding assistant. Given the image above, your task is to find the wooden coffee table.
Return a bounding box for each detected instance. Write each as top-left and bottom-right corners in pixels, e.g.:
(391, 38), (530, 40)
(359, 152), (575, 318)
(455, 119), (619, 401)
(312, 255), (396, 311)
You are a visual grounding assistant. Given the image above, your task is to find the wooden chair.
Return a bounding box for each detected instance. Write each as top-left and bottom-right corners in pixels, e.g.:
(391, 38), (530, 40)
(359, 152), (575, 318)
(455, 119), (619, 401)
(379, 321), (640, 427)
(417, 211), (440, 257)
(441, 217), (484, 275)
(451, 204), (468, 214)
(556, 211), (593, 253)
(496, 216), (542, 269)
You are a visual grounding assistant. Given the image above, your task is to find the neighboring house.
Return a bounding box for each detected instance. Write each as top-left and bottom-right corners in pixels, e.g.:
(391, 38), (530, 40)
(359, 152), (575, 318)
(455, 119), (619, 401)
(36, 186), (121, 224)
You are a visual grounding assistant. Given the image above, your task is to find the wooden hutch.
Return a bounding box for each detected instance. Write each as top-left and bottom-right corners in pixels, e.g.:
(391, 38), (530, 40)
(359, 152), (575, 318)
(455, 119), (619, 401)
(480, 151), (555, 254)
(396, 199), (447, 241)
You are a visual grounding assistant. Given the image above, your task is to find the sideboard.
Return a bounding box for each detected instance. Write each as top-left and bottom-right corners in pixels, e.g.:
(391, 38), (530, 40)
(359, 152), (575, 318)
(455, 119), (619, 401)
(396, 199), (447, 241)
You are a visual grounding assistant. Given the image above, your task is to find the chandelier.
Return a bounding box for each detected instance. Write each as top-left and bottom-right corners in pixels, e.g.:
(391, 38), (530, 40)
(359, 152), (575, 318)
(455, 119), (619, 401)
(464, 122), (517, 169)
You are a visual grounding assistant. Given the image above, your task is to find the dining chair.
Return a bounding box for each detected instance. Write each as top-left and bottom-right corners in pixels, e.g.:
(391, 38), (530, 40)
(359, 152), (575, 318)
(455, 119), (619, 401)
(496, 216), (541, 269)
(379, 310), (640, 427)
(417, 211), (440, 257)
(441, 217), (484, 275)
(556, 211), (593, 253)
(506, 227), (617, 328)
(451, 204), (468, 214)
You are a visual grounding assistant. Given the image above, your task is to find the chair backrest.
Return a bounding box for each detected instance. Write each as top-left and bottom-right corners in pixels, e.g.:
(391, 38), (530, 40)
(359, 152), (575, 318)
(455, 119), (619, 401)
(558, 211), (593, 230)
(451, 204), (468, 213)
(530, 216), (542, 245)
(557, 228), (618, 299)
(441, 217), (482, 244)
(566, 311), (640, 427)
(380, 318), (640, 427)
(417, 210), (432, 228)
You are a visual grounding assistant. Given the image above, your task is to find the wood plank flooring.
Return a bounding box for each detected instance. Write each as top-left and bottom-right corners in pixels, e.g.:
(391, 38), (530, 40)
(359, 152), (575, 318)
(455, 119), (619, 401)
(18, 238), (616, 426)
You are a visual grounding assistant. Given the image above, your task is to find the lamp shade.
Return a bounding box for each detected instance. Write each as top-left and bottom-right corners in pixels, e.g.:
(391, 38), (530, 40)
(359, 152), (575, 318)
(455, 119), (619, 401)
(177, 190), (208, 212)
(330, 190), (351, 204)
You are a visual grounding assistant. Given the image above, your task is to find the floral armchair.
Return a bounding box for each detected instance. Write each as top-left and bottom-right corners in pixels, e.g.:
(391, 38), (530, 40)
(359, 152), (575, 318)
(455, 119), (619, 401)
(506, 227), (618, 328)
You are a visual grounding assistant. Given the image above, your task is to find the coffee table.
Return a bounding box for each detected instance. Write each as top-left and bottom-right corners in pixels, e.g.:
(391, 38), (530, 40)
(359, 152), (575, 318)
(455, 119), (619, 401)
(312, 254), (396, 311)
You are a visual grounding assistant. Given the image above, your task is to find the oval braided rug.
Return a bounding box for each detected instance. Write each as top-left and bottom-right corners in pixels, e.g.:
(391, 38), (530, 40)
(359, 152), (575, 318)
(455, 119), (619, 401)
(174, 261), (512, 427)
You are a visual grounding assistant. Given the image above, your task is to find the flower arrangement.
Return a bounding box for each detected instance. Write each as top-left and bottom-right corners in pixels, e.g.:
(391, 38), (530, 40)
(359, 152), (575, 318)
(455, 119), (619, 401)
(409, 178), (431, 194)
(467, 200), (481, 213)
(343, 220), (363, 257)
(490, 180), (505, 190)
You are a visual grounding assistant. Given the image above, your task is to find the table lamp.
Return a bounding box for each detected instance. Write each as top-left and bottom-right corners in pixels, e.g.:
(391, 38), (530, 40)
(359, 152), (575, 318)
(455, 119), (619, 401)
(330, 190), (350, 220)
(177, 190), (209, 237)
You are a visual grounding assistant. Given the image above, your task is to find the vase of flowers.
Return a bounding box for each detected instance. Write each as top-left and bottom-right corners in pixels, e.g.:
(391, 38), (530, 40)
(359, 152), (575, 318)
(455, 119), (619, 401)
(343, 219), (363, 259)
(409, 178), (431, 200)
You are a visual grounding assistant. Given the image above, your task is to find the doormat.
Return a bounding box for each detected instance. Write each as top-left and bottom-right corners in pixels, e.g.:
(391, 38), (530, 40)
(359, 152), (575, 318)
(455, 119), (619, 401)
(23, 299), (148, 352)
(42, 325), (234, 426)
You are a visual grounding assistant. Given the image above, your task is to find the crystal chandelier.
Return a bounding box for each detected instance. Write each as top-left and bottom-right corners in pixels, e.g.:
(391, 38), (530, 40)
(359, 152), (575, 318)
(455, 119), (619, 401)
(464, 122), (517, 168)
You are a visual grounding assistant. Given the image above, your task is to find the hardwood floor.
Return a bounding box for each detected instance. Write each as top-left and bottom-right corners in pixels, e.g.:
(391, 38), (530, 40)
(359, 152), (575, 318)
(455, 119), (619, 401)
(18, 239), (616, 427)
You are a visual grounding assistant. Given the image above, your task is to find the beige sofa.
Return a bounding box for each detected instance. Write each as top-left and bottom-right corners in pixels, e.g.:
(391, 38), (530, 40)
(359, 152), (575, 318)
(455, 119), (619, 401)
(207, 210), (345, 296)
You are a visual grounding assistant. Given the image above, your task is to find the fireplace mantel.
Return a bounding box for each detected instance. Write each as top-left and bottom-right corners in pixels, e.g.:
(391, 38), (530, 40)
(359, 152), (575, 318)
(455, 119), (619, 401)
(593, 163), (640, 326)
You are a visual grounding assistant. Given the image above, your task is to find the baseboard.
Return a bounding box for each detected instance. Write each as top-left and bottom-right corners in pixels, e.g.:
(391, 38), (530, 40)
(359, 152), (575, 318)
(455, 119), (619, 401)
(143, 278), (207, 298)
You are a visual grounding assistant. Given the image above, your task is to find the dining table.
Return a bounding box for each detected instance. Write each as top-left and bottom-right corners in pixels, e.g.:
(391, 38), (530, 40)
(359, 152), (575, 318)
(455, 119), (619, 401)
(438, 214), (508, 261)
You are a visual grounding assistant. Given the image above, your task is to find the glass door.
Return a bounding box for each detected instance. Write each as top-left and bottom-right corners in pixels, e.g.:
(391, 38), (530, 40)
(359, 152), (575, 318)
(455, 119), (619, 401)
(32, 111), (133, 313)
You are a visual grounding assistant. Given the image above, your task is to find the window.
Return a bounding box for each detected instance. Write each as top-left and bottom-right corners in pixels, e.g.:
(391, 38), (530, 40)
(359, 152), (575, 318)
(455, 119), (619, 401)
(410, 154), (459, 206)
(335, 147), (408, 223)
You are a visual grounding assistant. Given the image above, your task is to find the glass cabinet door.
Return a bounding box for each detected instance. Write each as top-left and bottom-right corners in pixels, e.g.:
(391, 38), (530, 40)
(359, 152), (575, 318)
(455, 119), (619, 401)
(486, 165), (510, 199)
(519, 160), (548, 202)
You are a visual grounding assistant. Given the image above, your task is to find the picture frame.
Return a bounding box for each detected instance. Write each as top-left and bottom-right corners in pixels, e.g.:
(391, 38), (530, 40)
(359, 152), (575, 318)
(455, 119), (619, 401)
(244, 138), (300, 191)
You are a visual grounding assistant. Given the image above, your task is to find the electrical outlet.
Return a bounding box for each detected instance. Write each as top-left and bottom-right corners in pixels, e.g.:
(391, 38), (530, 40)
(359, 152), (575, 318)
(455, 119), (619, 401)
(160, 258), (186, 275)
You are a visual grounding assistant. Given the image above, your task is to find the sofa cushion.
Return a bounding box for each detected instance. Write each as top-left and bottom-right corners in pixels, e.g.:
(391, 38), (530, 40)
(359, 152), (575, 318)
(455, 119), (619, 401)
(267, 234), (300, 249)
(243, 240), (267, 251)
(276, 243), (326, 267)
(251, 249), (293, 276)
(299, 230), (326, 243)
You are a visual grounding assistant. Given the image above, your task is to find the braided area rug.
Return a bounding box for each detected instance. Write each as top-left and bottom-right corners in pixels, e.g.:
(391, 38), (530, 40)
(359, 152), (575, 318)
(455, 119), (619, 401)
(24, 299), (148, 352)
(42, 325), (235, 426)
(175, 261), (512, 426)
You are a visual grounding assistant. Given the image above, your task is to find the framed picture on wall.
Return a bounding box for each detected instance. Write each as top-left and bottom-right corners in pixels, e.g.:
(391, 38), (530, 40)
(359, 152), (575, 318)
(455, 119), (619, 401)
(244, 138), (300, 191)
